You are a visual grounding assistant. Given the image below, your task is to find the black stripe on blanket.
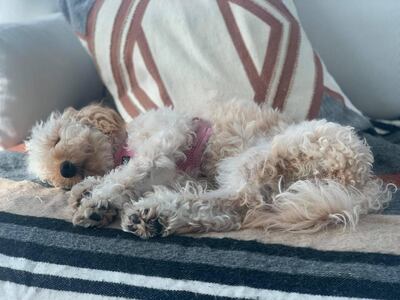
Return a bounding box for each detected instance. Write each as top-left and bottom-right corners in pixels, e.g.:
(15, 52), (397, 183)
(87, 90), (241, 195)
(0, 212), (399, 266)
(0, 237), (399, 299)
(370, 119), (400, 135)
(0, 266), (231, 300)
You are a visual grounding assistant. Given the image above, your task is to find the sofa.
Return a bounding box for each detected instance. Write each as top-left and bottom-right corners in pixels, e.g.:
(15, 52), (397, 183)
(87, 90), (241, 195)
(0, 1), (399, 299)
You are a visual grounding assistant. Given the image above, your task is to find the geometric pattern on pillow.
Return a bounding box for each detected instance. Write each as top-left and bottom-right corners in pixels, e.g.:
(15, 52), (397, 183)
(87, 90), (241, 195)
(61, 0), (354, 122)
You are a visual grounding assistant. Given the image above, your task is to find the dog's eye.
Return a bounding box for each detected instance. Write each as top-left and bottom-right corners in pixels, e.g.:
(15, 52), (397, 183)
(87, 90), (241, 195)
(54, 137), (60, 146)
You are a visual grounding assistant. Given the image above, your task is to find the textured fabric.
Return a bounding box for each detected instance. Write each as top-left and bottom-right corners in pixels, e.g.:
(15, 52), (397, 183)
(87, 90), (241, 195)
(0, 13), (104, 149)
(0, 152), (27, 181)
(60, 0), (361, 123)
(319, 94), (371, 131)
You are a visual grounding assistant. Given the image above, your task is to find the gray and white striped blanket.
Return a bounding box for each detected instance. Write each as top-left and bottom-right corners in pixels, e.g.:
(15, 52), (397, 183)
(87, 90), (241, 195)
(0, 148), (400, 299)
(0, 211), (399, 300)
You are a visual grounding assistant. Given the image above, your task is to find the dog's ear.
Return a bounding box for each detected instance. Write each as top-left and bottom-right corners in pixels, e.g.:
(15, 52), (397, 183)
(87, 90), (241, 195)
(74, 104), (125, 137)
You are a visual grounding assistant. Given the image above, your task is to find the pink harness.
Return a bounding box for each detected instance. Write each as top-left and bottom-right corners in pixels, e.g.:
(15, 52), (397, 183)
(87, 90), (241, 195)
(114, 118), (213, 175)
(113, 143), (135, 167)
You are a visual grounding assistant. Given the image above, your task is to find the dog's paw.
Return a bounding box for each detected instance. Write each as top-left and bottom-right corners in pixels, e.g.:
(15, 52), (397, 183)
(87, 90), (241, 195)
(72, 199), (117, 228)
(121, 204), (166, 239)
(68, 177), (101, 211)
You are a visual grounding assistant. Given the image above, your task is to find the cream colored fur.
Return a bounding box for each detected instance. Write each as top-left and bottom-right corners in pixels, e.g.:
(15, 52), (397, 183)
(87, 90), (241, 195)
(27, 100), (393, 238)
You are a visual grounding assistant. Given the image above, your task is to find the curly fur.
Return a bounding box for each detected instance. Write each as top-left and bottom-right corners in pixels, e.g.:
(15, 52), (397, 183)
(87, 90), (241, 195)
(27, 99), (393, 238)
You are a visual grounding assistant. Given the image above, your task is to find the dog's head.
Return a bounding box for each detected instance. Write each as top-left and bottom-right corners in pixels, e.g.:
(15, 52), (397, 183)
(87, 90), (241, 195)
(26, 104), (126, 189)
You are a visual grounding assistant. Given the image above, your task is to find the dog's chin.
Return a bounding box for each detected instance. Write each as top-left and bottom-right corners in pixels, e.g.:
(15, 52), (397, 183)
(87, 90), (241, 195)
(48, 176), (84, 190)
(43, 159), (114, 189)
(49, 168), (111, 190)
(60, 183), (77, 191)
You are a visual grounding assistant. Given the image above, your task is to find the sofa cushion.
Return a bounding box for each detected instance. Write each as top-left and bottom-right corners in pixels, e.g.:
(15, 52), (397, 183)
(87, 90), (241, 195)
(295, 0), (400, 119)
(0, 13), (105, 149)
(0, 0), (59, 24)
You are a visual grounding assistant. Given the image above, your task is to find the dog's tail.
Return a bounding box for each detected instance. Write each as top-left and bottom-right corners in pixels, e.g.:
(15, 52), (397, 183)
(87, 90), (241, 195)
(243, 178), (394, 233)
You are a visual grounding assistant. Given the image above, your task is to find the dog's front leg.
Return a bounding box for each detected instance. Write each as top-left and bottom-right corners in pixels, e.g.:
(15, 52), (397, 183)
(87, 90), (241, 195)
(72, 155), (180, 227)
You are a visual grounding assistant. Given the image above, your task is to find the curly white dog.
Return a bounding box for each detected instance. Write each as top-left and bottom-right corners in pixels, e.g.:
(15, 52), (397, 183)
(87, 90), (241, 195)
(26, 99), (392, 238)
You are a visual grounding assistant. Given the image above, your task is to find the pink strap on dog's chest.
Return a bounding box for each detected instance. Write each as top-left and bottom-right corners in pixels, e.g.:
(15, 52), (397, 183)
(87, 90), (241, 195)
(177, 118), (213, 175)
(113, 144), (135, 166)
(113, 118), (213, 175)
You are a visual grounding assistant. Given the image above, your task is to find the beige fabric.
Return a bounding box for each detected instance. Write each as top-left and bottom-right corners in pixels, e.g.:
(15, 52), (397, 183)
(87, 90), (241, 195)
(0, 179), (72, 220)
(1, 178), (399, 255)
(196, 215), (400, 255)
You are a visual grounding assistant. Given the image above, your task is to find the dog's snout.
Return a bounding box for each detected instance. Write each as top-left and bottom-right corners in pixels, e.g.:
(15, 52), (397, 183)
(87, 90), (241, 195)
(60, 161), (77, 178)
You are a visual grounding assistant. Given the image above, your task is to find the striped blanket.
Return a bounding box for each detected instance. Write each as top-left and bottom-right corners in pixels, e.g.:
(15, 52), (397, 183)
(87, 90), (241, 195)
(0, 211), (399, 300)
(0, 140), (400, 299)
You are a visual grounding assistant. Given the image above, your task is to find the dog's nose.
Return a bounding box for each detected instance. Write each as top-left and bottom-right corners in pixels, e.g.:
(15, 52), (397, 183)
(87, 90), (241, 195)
(60, 161), (77, 178)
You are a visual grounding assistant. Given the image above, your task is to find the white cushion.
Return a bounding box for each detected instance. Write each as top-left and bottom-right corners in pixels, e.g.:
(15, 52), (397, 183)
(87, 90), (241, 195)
(61, 0), (359, 123)
(0, 14), (104, 149)
(0, 0), (59, 24)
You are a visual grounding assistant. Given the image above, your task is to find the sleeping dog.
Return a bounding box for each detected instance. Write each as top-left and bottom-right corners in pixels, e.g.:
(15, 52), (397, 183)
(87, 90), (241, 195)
(26, 99), (392, 238)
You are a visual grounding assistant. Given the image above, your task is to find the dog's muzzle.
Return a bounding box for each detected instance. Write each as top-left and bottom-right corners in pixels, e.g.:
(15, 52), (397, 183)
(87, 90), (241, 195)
(60, 161), (77, 178)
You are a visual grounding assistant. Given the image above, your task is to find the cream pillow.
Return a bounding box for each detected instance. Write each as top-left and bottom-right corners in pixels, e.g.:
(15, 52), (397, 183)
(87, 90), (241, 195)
(61, 0), (362, 123)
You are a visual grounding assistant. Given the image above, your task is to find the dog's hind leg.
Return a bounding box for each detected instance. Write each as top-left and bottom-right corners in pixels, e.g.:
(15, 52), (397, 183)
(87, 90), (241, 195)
(241, 120), (393, 232)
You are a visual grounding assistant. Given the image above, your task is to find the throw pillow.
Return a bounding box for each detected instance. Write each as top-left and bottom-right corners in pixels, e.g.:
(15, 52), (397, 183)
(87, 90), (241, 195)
(60, 0), (365, 125)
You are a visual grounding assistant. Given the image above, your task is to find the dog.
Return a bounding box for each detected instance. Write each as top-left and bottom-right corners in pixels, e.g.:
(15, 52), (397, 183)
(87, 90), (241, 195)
(26, 99), (392, 238)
